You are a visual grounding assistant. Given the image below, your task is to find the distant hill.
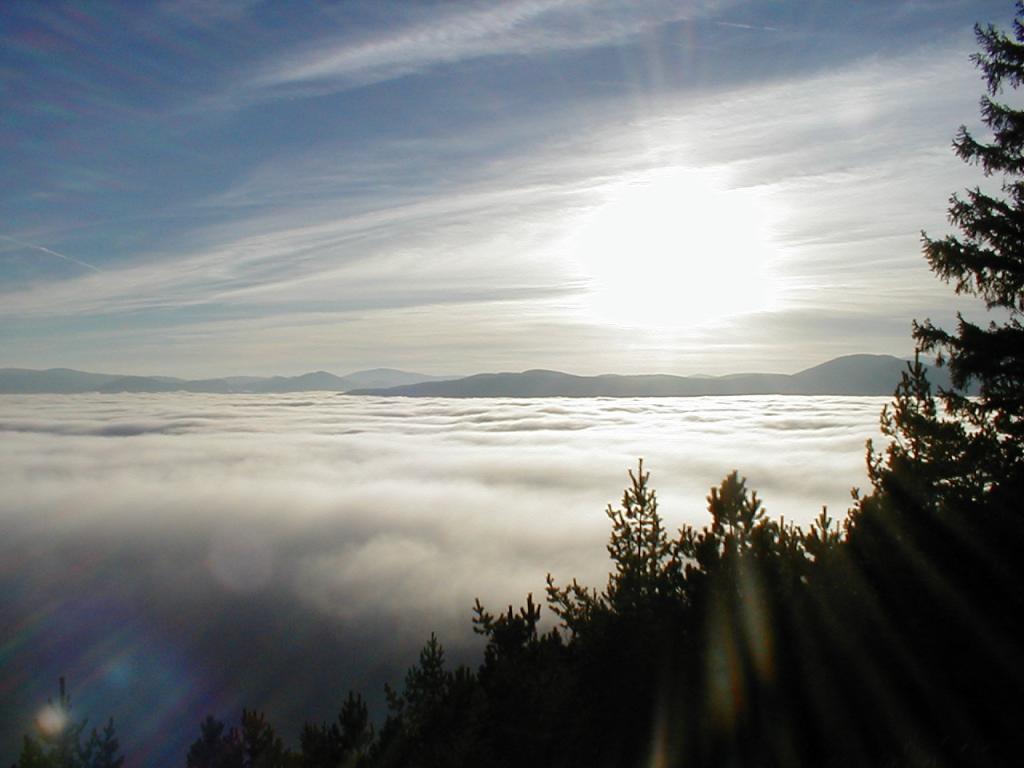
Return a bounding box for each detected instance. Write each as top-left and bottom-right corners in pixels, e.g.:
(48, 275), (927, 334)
(0, 368), (124, 393)
(346, 355), (961, 398)
(329, 368), (454, 391)
(0, 367), (452, 394)
(0, 356), (966, 397)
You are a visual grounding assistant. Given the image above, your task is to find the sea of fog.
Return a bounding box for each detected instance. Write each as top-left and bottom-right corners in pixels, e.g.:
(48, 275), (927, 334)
(0, 393), (888, 767)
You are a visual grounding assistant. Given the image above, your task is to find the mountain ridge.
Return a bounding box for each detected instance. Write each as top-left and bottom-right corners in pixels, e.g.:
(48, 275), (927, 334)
(346, 354), (962, 398)
(0, 367), (453, 394)
(0, 355), (964, 397)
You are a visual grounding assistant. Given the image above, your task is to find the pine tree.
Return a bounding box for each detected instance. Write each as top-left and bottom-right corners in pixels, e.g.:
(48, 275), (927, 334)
(336, 692), (373, 761)
(860, 2), (1024, 629)
(186, 716), (243, 768)
(384, 634), (449, 742)
(375, 634), (480, 768)
(79, 720), (124, 768)
(300, 692), (374, 767)
(604, 459), (683, 613)
(239, 710), (289, 768)
(847, 6), (1024, 761)
(545, 460), (685, 636)
(915, 2), (1024, 468)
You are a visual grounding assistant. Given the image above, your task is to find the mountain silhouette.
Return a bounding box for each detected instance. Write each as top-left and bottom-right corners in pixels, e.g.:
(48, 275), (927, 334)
(346, 355), (960, 397)
(0, 367), (452, 394)
(0, 356), (962, 397)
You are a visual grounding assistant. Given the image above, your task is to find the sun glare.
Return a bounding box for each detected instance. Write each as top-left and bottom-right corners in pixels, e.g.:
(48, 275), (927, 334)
(36, 704), (68, 737)
(569, 167), (780, 329)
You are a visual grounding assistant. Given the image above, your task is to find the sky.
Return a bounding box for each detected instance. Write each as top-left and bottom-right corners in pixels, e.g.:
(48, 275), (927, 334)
(0, 392), (886, 765)
(0, 0), (1013, 377)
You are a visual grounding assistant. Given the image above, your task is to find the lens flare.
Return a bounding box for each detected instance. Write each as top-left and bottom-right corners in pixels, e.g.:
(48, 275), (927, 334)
(36, 703), (68, 737)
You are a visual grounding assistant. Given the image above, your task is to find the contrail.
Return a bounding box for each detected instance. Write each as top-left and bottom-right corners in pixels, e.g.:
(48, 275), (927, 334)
(713, 21), (781, 32)
(0, 235), (102, 273)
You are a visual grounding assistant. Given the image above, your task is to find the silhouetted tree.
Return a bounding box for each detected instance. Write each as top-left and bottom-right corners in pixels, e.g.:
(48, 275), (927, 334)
(917, 10), (1024, 451)
(239, 711), (289, 768)
(373, 634), (478, 768)
(79, 720), (123, 768)
(299, 692), (372, 768)
(470, 594), (569, 767)
(297, 722), (340, 768)
(186, 716), (242, 768)
(186, 711), (294, 768)
(335, 693), (373, 763)
(844, 5), (1024, 762)
(542, 462), (840, 767)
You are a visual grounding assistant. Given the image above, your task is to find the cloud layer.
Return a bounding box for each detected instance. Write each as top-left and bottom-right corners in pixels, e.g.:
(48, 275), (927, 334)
(0, 392), (885, 766)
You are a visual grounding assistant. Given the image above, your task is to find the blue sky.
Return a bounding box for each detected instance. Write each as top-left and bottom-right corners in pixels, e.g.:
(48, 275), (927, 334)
(0, 0), (1012, 377)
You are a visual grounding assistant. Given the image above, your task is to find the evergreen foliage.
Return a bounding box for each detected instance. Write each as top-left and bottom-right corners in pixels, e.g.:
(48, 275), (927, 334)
(78, 721), (124, 768)
(185, 716), (242, 768)
(299, 692), (373, 768)
(845, 5), (1024, 762)
(916, 1), (1024, 453)
(185, 712), (294, 768)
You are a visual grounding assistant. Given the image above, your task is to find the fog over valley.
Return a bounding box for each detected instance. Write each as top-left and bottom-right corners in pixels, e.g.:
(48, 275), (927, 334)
(1, 393), (885, 765)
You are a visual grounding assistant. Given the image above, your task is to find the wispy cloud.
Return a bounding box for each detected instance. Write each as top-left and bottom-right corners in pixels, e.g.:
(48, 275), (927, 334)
(0, 37), (991, 376)
(712, 20), (780, 32)
(0, 177), (585, 323)
(245, 0), (717, 98)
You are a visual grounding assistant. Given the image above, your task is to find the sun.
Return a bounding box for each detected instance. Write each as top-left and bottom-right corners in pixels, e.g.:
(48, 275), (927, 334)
(568, 166), (780, 329)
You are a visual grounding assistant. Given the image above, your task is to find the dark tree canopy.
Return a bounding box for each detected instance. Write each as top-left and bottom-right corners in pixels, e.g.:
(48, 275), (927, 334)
(848, 6), (1024, 762)
(917, 2), (1024, 453)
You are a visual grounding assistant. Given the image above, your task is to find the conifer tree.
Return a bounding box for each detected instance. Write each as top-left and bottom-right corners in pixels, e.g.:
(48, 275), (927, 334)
(374, 633), (479, 768)
(186, 716), (243, 768)
(914, 2), (1024, 471)
(847, 6), (1024, 761)
(336, 692), (373, 763)
(856, 3), (1024, 606)
(239, 710), (288, 768)
(79, 720), (124, 768)
(545, 460), (685, 635)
